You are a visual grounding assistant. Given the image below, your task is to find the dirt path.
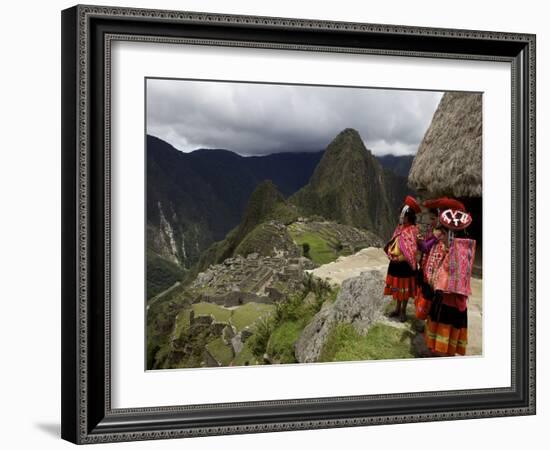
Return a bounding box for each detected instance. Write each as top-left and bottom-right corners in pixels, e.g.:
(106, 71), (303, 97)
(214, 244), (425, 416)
(308, 247), (483, 356)
(146, 281), (181, 311)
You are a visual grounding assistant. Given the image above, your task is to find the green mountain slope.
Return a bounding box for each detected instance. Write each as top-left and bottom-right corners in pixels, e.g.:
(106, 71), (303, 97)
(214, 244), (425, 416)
(290, 128), (406, 239)
(197, 180), (300, 270)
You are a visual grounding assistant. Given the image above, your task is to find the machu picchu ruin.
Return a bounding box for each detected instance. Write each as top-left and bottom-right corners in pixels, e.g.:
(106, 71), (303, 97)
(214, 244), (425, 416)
(190, 253), (316, 306)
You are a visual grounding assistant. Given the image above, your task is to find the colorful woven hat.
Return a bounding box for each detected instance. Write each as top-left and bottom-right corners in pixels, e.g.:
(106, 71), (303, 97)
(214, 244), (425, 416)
(423, 197), (465, 212)
(403, 195), (421, 214)
(439, 208), (473, 230)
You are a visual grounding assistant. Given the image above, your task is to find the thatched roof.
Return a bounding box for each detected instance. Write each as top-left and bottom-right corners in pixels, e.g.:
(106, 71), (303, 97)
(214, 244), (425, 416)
(408, 92), (482, 198)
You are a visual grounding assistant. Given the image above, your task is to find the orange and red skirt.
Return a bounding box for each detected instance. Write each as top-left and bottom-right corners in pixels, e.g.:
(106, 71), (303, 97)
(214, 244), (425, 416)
(424, 292), (468, 356)
(383, 260), (416, 301)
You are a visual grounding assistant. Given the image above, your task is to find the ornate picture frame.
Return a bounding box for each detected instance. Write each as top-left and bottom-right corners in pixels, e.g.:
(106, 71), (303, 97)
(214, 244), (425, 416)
(61, 4), (536, 444)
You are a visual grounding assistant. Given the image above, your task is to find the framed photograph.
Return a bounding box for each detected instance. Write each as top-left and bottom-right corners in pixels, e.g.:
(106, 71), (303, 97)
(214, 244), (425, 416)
(61, 4), (536, 444)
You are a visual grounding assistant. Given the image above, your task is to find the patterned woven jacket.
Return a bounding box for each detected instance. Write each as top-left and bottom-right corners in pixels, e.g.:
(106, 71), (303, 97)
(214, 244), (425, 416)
(385, 224), (419, 270)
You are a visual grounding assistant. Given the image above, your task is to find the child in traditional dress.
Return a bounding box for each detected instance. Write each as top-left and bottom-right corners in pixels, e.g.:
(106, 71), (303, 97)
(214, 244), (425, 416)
(383, 195), (421, 322)
(415, 198), (465, 319)
(423, 200), (476, 356)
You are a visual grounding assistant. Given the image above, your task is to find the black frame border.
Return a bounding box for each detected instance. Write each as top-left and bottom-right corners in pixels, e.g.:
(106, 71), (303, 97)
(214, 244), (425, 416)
(61, 4), (536, 444)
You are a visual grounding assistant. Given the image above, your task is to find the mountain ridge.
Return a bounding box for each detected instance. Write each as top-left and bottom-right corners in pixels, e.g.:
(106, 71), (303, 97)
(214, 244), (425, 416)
(377, 154), (414, 178)
(147, 135), (324, 267)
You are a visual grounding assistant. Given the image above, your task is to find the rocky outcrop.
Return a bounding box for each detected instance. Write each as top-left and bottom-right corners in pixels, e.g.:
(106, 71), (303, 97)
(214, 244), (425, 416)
(295, 268), (386, 363)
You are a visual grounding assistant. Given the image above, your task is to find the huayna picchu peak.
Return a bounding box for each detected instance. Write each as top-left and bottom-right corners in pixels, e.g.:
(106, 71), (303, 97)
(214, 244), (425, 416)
(290, 128), (409, 239)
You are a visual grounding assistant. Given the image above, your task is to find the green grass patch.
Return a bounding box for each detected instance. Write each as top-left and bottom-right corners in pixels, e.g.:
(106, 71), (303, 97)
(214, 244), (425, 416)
(319, 323), (415, 362)
(192, 302), (232, 323)
(192, 302), (275, 331)
(230, 303), (275, 332)
(206, 337), (234, 366)
(274, 291), (313, 326)
(266, 321), (302, 363)
(289, 228), (336, 265)
(232, 341), (261, 366)
(247, 316), (275, 359)
(257, 277), (337, 363)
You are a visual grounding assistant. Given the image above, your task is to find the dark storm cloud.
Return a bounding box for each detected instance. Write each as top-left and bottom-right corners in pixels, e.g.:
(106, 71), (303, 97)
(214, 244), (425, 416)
(146, 79), (443, 156)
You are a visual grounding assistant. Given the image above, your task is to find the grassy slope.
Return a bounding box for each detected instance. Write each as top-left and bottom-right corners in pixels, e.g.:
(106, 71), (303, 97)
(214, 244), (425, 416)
(146, 283), (192, 369)
(232, 340), (261, 366)
(319, 323), (415, 362)
(231, 303), (275, 332)
(206, 337), (234, 366)
(192, 302), (275, 330)
(288, 226), (336, 265)
(266, 321), (303, 363)
(192, 302), (232, 322)
(287, 221), (374, 266)
(262, 277), (335, 364)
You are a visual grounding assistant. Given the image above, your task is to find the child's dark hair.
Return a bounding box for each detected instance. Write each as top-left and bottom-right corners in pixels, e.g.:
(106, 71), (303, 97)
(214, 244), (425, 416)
(404, 207), (416, 225)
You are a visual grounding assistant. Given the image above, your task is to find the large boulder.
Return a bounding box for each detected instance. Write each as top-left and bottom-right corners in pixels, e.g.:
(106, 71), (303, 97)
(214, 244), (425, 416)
(295, 268), (386, 363)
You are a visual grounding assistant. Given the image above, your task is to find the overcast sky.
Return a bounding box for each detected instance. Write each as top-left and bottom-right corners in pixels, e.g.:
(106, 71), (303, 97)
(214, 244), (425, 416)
(146, 78), (443, 157)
